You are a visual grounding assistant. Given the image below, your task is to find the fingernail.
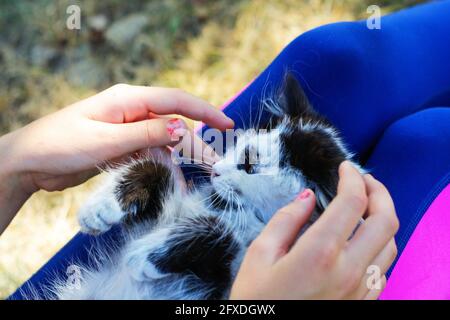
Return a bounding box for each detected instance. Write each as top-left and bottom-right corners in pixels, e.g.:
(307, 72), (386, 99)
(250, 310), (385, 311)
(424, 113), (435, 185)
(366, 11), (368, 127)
(296, 189), (311, 200)
(167, 118), (187, 141)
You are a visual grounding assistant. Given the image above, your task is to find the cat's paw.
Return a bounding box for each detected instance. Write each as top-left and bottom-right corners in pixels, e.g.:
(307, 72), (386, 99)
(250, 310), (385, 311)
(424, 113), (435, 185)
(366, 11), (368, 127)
(78, 195), (125, 235)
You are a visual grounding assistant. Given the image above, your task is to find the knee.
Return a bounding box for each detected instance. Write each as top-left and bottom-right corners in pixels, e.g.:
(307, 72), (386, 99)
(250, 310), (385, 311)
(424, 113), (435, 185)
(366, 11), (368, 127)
(281, 22), (371, 75)
(380, 107), (450, 157)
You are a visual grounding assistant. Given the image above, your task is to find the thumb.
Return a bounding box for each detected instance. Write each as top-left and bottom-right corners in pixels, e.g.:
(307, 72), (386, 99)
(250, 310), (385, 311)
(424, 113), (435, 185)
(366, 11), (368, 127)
(255, 189), (316, 263)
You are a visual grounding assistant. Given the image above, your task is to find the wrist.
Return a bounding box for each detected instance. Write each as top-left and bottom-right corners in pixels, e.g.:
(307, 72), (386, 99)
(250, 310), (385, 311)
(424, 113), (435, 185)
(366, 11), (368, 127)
(0, 130), (35, 233)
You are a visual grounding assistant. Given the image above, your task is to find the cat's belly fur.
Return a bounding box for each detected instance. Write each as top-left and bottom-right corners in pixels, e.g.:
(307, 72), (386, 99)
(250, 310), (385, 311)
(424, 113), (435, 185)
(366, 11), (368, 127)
(56, 190), (265, 300)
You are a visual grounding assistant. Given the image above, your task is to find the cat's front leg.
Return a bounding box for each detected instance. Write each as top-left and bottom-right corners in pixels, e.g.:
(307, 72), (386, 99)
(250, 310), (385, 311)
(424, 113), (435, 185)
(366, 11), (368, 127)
(78, 148), (182, 234)
(78, 173), (126, 234)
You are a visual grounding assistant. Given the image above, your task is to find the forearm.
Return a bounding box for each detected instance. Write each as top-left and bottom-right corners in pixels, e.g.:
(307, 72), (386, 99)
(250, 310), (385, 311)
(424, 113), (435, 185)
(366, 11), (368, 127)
(0, 131), (33, 234)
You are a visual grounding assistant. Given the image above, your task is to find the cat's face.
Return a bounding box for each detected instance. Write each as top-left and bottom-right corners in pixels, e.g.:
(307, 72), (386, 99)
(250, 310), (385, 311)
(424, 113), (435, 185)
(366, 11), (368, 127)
(211, 126), (304, 222)
(211, 119), (349, 222)
(210, 73), (353, 223)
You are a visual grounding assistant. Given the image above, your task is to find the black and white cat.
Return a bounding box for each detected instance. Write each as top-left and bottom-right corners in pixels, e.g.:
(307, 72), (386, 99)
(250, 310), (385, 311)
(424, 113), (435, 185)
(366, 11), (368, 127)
(53, 74), (363, 299)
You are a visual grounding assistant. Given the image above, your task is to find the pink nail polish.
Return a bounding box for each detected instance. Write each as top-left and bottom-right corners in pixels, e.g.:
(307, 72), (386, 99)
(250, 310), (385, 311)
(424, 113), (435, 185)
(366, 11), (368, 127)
(297, 189), (310, 200)
(167, 119), (187, 141)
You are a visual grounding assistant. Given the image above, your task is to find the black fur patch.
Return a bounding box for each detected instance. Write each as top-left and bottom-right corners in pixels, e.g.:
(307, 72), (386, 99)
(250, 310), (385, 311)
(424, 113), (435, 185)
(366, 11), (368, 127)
(115, 161), (173, 224)
(148, 215), (237, 299)
(273, 72), (348, 211)
(280, 123), (347, 210)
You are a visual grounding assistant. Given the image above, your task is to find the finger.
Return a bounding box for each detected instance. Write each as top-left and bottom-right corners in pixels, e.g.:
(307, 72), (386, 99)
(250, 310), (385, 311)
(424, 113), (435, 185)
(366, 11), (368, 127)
(364, 174), (396, 220)
(104, 118), (220, 166)
(363, 275), (386, 300)
(106, 117), (188, 151)
(133, 114), (221, 165)
(87, 85), (234, 131)
(345, 174), (399, 267)
(369, 239), (397, 279)
(349, 238), (397, 299)
(307, 161), (368, 246)
(35, 168), (99, 192)
(250, 189), (316, 264)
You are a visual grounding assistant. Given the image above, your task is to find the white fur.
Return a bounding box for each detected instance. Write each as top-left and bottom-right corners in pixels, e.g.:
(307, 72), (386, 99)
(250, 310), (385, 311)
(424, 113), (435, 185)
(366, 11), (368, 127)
(212, 128), (306, 222)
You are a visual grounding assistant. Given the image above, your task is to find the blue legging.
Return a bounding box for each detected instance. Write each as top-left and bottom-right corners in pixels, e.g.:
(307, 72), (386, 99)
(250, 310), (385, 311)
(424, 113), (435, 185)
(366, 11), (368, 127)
(367, 107), (450, 270)
(10, 0), (450, 299)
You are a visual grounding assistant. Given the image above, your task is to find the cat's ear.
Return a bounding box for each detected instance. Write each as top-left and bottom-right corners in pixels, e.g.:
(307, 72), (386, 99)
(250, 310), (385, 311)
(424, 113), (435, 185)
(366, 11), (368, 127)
(265, 72), (313, 121)
(277, 72), (312, 118)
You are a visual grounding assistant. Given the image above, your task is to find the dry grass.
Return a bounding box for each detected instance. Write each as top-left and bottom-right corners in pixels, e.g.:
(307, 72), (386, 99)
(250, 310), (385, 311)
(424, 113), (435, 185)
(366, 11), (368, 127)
(0, 0), (424, 298)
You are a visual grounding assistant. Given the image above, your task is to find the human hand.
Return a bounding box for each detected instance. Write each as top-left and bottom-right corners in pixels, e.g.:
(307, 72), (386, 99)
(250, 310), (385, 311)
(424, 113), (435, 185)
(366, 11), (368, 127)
(0, 84), (233, 232)
(1, 84), (232, 193)
(230, 161), (399, 300)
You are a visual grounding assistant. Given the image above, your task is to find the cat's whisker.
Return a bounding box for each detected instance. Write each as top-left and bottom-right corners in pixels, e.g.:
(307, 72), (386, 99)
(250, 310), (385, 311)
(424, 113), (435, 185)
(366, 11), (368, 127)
(235, 196), (246, 232)
(236, 109), (248, 131)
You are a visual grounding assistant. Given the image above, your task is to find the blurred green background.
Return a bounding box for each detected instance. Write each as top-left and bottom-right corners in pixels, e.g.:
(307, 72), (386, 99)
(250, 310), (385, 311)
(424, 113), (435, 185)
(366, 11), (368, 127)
(0, 0), (425, 298)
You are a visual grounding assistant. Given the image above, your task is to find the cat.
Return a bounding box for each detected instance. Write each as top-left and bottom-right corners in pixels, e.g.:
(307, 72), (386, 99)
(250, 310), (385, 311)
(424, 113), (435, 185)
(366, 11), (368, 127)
(51, 73), (363, 299)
